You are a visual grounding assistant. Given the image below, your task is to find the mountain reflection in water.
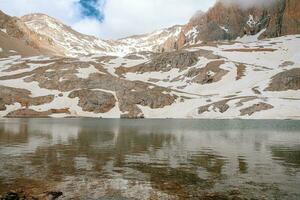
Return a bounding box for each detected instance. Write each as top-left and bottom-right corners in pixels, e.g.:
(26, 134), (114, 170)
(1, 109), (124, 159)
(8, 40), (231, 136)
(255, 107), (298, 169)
(0, 119), (299, 199)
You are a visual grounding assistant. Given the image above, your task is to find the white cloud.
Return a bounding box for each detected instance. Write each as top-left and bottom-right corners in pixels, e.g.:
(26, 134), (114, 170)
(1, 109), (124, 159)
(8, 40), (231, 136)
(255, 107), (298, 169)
(0, 0), (216, 39)
(96, 0), (215, 39)
(219, 0), (277, 9)
(0, 0), (81, 24)
(73, 18), (102, 37)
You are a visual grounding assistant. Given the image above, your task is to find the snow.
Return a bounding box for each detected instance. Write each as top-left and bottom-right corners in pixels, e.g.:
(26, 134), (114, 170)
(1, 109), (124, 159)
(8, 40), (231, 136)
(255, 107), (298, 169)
(236, 29), (266, 43)
(1, 34), (300, 119)
(246, 15), (257, 28)
(75, 65), (104, 79)
(220, 26), (229, 33)
(0, 28), (7, 33)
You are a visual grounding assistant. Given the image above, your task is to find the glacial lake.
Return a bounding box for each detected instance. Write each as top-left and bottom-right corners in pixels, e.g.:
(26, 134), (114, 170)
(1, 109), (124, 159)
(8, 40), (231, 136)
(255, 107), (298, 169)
(0, 119), (300, 199)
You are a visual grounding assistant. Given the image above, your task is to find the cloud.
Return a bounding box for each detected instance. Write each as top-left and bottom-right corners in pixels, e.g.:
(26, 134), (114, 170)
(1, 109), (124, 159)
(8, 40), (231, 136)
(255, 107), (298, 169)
(96, 0), (215, 39)
(0, 0), (216, 39)
(0, 0), (81, 24)
(219, 0), (277, 9)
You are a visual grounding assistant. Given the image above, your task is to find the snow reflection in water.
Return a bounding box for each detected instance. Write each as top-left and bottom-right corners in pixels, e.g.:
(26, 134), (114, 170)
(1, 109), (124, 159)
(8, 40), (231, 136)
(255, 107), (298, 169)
(0, 119), (299, 199)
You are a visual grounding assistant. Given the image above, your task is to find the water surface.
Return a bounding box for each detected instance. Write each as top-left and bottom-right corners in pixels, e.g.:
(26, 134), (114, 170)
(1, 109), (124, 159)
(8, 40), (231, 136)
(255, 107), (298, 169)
(0, 119), (300, 199)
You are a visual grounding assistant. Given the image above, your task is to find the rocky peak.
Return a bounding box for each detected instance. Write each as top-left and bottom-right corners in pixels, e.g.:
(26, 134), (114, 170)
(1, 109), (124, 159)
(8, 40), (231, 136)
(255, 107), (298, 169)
(178, 0), (300, 46)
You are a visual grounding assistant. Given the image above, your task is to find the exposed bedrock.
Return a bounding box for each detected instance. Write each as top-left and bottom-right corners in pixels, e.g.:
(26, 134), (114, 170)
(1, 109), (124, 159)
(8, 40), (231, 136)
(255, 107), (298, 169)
(240, 103), (274, 116)
(2, 58), (178, 118)
(0, 85), (54, 111)
(265, 68), (300, 91)
(69, 89), (116, 113)
(6, 108), (70, 118)
(116, 49), (220, 78)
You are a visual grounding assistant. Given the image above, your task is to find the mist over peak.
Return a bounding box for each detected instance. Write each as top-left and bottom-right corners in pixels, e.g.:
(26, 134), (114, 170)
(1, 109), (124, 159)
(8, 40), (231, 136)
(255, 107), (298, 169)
(219, 0), (278, 9)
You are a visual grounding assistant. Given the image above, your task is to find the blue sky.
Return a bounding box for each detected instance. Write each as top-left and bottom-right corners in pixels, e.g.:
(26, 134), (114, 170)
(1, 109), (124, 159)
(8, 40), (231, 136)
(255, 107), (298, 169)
(0, 0), (216, 39)
(78, 0), (105, 21)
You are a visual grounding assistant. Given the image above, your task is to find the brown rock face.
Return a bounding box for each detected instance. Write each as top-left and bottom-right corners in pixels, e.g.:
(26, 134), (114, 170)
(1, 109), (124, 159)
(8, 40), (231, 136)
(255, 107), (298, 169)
(281, 0), (300, 35)
(180, 0), (300, 45)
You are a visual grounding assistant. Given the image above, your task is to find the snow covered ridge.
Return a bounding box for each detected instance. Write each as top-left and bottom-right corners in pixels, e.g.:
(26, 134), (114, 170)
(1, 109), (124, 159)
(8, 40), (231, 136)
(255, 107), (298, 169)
(21, 14), (183, 57)
(1, 35), (300, 119)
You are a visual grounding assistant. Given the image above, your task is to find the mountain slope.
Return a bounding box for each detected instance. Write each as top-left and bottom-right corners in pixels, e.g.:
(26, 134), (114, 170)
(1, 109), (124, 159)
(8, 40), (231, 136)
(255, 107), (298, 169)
(0, 10), (63, 56)
(21, 13), (183, 57)
(1, 34), (299, 119)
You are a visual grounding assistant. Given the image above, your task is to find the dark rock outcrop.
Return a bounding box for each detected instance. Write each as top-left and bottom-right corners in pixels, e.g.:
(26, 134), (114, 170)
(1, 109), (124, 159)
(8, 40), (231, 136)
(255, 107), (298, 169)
(265, 68), (300, 91)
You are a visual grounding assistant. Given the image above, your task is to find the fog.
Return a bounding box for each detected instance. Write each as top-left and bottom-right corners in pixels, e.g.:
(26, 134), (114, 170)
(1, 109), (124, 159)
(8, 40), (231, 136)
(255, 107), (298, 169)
(219, 0), (278, 9)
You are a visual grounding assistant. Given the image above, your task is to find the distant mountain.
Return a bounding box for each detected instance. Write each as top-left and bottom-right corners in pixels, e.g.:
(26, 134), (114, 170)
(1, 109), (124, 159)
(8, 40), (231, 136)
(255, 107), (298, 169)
(21, 13), (116, 57)
(0, 10), (63, 56)
(21, 13), (183, 57)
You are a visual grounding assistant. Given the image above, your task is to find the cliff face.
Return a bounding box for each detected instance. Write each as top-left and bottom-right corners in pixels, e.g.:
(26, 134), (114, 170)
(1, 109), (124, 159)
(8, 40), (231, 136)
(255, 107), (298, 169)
(179, 0), (300, 46)
(281, 0), (300, 35)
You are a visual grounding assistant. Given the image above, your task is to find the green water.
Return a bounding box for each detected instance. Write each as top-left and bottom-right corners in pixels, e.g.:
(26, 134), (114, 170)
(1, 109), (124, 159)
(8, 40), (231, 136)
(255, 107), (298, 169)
(0, 119), (299, 199)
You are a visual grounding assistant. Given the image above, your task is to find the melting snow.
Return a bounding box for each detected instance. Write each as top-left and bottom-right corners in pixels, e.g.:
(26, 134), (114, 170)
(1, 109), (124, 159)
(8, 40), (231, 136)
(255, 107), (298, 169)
(76, 65), (103, 79)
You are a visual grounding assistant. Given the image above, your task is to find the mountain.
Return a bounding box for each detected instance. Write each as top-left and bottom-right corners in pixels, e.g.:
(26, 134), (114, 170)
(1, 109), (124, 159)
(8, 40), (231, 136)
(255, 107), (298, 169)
(178, 0), (300, 46)
(21, 13), (182, 57)
(21, 13), (116, 57)
(0, 10), (63, 56)
(0, 0), (300, 119)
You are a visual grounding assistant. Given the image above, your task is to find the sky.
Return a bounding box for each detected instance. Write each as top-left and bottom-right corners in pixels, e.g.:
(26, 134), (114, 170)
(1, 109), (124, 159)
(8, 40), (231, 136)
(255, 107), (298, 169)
(0, 0), (215, 39)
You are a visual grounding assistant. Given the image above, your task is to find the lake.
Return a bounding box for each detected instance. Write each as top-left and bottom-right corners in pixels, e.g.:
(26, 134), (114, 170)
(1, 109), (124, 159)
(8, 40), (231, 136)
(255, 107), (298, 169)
(0, 119), (299, 199)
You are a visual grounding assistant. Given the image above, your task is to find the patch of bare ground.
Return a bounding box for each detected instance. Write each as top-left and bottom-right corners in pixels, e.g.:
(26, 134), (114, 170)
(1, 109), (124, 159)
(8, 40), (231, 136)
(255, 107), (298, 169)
(198, 96), (257, 114)
(236, 63), (246, 80)
(265, 68), (300, 91)
(115, 49), (220, 77)
(123, 54), (144, 60)
(240, 103), (274, 116)
(185, 40), (238, 48)
(224, 48), (277, 52)
(0, 85), (54, 110)
(69, 89), (116, 113)
(7, 59), (178, 118)
(235, 97), (258, 107)
(115, 50), (201, 77)
(94, 55), (118, 63)
(186, 60), (228, 84)
(252, 87), (262, 95)
(6, 108), (70, 118)
(279, 61), (295, 67)
(1, 62), (30, 72)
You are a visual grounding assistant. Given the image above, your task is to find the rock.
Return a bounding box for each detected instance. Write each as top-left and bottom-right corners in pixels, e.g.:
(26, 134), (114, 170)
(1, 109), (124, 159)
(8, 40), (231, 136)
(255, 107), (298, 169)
(45, 191), (63, 200)
(187, 60), (228, 84)
(265, 68), (300, 91)
(6, 108), (70, 118)
(0, 85), (54, 109)
(236, 64), (246, 80)
(178, 0), (300, 45)
(116, 50), (201, 76)
(240, 103), (274, 116)
(69, 89), (116, 113)
(0, 191), (38, 200)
